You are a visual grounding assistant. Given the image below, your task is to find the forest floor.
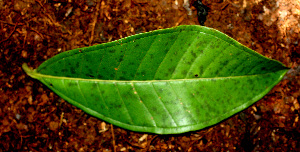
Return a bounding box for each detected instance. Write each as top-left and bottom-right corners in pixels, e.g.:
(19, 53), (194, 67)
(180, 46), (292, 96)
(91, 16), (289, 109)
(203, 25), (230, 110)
(0, 0), (299, 151)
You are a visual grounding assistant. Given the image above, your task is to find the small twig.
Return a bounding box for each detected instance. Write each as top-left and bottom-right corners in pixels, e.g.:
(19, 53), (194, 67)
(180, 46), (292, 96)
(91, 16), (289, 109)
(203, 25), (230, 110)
(0, 24), (17, 44)
(35, 0), (55, 24)
(111, 124), (117, 152)
(59, 112), (64, 128)
(35, 0), (72, 35)
(221, 2), (230, 10)
(23, 28), (27, 48)
(29, 27), (45, 40)
(124, 137), (146, 149)
(89, 2), (101, 46)
(185, 137), (203, 152)
(146, 135), (158, 151)
(0, 20), (24, 26)
(175, 15), (185, 26)
(35, 0), (56, 25)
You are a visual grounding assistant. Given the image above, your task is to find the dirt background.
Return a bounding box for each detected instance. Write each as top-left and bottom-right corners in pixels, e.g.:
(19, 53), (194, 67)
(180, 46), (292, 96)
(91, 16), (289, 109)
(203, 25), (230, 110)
(0, 0), (299, 151)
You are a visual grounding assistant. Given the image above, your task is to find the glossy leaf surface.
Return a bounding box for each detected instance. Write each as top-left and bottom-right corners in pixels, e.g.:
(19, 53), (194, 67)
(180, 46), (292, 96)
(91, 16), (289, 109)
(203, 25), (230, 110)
(23, 25), (288, 134)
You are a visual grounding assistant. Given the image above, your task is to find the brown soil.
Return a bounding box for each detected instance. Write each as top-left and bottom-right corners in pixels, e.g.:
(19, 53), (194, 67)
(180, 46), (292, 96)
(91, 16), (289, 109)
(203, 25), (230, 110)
(1, 0), (299, 151)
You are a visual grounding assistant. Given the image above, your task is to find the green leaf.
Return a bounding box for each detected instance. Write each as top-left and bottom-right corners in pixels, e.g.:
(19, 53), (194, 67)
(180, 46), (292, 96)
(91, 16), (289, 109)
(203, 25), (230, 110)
(22, 25), (288, 134)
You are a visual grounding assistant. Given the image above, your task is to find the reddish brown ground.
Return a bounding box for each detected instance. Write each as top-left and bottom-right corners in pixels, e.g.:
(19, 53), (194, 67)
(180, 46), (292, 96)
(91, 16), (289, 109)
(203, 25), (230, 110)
(0, 0), (299, 151)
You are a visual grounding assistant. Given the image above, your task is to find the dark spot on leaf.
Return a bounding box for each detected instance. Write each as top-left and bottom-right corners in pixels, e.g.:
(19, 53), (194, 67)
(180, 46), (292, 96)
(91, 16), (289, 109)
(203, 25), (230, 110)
(264, 79), (270, 85)
(195, 74), (199, 77)
(150, 54), (154, 59)
(261, 67), (266, 71)
(169, 35), (175, 40)
(99, 104), (105, 110)
(199, 66), (204, 75)
(70, 67), (76, 74)
(92, 83), (97, 88)
(210, 44), (217, 49)
(97, 75), (103, 79)
(195, 108), (201, 116)
(79, 49), (82, 53)
(119, 76), (126, 80)
(109, 49), (116, 53)
(156, 77), (162, 80)
(68, 82), (77, 87)
(130, 72), (135, 78)
(197, 41), (203, 47)
(191, 50), (197, 58)
(247, 79), (254, 84)
(141, 70), (146, 76)
(151, 107), (158, 113)
(110, 74), (114, 78)
(233, 80), (239, 85)
(198, 49), (203, 54)
(246, 95), (253, 101)
(164, 99), (173, 105)
(220, 60), (230, 66)
(135, 44), (140, 48)
(114, 103), (122, 109)
(118, 57), (123, 62)
(49, 83), (53, 87)
(223, 78), (229, 82)
(213, 70), (219, 76)
(86, 74), (95, 78)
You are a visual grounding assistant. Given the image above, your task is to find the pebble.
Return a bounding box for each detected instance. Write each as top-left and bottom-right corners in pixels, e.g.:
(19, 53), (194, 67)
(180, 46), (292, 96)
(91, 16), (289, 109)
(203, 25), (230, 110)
(15, 113), (21, 120)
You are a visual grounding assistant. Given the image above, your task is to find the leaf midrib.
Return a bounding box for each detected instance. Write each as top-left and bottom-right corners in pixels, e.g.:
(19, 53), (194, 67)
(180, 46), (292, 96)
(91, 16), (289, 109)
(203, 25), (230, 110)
(28, 68), (287, 83)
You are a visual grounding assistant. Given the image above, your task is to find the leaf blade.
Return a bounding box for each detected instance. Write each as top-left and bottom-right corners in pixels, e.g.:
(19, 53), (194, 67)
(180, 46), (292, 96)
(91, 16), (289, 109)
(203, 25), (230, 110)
(22, 25), (288, 134)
